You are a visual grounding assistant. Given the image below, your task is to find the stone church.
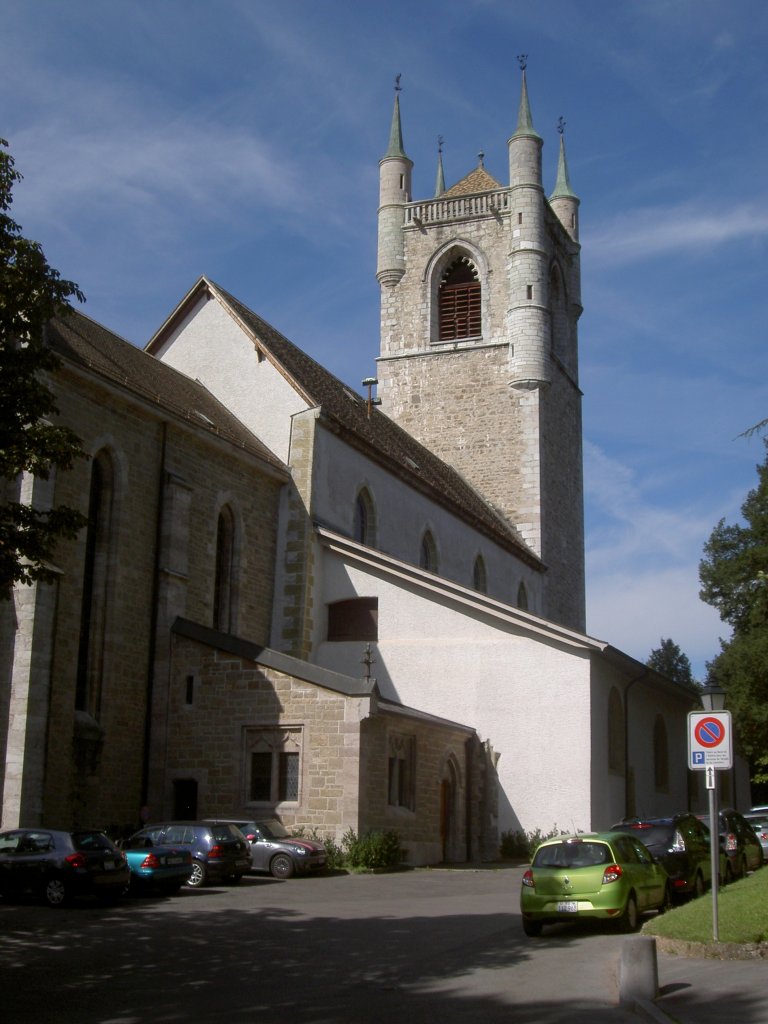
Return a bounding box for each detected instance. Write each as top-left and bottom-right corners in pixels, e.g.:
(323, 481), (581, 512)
(1, 71), (712, 863)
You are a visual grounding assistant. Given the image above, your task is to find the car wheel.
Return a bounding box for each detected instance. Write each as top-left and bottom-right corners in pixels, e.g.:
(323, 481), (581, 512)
(186, 861), (207, 888)
(693, 871), (705, 899)
(619, 893), (639, 933)
(44, 876), (71, 908)
(522, 917), (543, 937)
(270, 854), (295, 879)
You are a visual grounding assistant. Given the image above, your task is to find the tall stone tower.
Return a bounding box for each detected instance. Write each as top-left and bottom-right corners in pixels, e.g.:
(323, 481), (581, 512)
(376, 67), (585, 632)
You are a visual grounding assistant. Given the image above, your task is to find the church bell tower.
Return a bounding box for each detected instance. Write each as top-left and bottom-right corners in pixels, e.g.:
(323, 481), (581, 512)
(376, 64), (585, 632)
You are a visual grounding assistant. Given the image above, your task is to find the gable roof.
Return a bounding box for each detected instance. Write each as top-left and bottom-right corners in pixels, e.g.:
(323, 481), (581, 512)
(46, 308), (287, 474)
(149, 278), (541, 568)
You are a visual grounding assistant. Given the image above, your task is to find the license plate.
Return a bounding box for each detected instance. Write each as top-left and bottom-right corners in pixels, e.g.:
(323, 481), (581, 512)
(556, 901), (578, 913)
(104, 860), (115, 871)
(166, 857), (183, 865)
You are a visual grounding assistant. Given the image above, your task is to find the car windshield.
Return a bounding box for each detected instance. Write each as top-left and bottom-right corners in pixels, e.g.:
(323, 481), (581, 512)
(73, 831), (114, 851)
(612, 823), (672, 849)
(257, 820), (290, 840)
(533, 841), (611, 868)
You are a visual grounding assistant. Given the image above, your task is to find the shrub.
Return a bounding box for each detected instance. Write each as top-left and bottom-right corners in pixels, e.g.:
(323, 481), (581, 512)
(341, 828), (402, 870)
(500, 826), (564, 860)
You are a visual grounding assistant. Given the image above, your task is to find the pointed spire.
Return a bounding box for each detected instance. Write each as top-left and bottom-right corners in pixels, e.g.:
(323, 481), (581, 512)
(550, 118), (577, 199)
(384, 74), (408, 158)
(434, 135), (445, 197)
(512, 56), (541, 141)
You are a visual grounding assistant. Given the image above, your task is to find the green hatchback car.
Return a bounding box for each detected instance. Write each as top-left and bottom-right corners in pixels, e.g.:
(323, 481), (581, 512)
(520, 832), (672, 937)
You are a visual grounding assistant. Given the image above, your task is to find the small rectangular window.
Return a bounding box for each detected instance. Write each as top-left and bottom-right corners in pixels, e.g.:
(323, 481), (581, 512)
(279, 752), (299, 801)
(518, 212), (523, 224)
(526, 285), (533, 300)
(185, 675), (194, 705)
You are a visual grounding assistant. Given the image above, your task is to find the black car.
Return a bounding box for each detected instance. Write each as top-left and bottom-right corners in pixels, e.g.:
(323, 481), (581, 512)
(127, 822), (251, 887)
(0, 827), (129, 907)
(205, 818), (327, 878)
(610, 813), (712, 899)
(697, 809), (763, 878)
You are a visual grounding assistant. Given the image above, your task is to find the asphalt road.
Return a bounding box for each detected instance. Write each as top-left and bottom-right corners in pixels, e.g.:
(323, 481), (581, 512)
(1, 864), (655, 1024)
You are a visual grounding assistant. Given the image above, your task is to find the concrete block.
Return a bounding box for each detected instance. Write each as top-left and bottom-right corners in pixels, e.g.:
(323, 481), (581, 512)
(619, 935), (658, 1005)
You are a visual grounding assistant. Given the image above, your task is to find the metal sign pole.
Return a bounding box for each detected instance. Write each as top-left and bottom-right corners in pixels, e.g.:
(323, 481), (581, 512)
(707, 767), (719, 942)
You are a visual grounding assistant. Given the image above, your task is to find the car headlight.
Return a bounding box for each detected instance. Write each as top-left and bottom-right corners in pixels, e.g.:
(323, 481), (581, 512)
(290, 846), (308, 856)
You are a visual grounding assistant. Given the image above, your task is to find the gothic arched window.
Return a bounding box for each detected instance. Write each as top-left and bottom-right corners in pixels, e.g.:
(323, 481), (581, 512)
(438, 256), (481, 341)
(653, 715), (669, 790)
(420, 530), (438, 573)
(517, 581), (529, 611)
(607, 687), (625, 773)
(76, 449), (115, 718)
(214, 504), (237, 632)
(354, 487), (377, 547)
(473, 555), (487, 593)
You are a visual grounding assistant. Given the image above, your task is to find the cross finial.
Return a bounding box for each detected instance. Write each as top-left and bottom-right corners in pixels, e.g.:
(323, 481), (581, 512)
(517, 54), (528, 71)
(478, 150), (485, 168)
(437, 134), (444, 154)
(361, 643), (377, 681)
(557, 116), (566, 136)
(394, 73), (402, 93)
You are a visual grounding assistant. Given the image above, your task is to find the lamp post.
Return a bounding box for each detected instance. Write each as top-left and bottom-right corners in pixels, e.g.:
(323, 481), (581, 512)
(700, 681), (726, 942)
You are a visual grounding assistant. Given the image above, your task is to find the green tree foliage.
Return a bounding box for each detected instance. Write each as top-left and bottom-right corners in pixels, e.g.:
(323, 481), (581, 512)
(699, 440), (768, 782)
(0, 138), (87, 593)
(646, 637), (696, 686)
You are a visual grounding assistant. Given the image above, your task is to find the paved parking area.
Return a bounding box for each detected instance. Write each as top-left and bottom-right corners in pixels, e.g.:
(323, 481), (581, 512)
(1, 866), (764, 1023)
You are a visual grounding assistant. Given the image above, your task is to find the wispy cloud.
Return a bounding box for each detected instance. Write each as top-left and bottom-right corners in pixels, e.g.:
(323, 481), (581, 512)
(585, 201), (768, 265)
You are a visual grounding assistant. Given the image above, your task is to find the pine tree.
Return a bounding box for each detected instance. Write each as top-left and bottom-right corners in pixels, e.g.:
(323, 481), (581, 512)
(646, 638), (695, 686)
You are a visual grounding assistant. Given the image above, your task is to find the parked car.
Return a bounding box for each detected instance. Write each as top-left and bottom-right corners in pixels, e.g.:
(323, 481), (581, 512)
(0, 827), (129, 907)
(126, 822), (251, 888)
(121, 833), (193, 895)
(519, 832), (671, 937)
(204, 818), (327, 879)
(744, 813), (768, 863)
(610, 813), (712, 899)
(696, 809), (763, 878)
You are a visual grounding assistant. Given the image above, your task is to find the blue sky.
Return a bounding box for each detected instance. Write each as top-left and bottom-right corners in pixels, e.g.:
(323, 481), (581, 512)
(3, 0), (767, 678)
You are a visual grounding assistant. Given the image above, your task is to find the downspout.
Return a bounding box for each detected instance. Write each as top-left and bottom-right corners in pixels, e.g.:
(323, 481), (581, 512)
(141, 421), (168, 816)
(623, 669), (648, 820)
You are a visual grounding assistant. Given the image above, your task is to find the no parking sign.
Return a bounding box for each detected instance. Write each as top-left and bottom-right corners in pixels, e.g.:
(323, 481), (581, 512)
(688, 711), (732, 770)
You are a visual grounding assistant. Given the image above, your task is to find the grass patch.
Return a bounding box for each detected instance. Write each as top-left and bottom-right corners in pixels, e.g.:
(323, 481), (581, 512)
(642, 867), (768, 945)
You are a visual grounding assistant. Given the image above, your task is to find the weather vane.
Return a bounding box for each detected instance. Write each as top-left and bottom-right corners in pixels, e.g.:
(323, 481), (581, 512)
(394, 73), (402, 93)
(437, 134), (444, 154)
(557, 116), (566, 135)
(517, 54), (528, 71)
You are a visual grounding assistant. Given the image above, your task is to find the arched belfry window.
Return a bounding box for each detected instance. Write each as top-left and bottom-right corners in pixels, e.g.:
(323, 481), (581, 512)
(354, 487), (377, 547)
(653, 715), (669, 790)
(214, 504), (237, 632)
(438, 256), (481, 342)
(76, 449), (115, 718)
(420, 530), (438, 573)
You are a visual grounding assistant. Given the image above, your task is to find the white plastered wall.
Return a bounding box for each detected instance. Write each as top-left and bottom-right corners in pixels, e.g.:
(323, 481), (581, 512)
(151, 293), (308, 463)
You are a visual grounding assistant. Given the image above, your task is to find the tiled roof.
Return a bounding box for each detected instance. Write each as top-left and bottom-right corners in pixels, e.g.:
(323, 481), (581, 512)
(442, 166), (503, 197)
(46, 308), (286, 472)
(210, 282), (541, 567)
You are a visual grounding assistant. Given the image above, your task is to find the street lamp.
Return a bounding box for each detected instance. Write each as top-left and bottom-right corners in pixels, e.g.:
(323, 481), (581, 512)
(700, 681), (726, 712)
